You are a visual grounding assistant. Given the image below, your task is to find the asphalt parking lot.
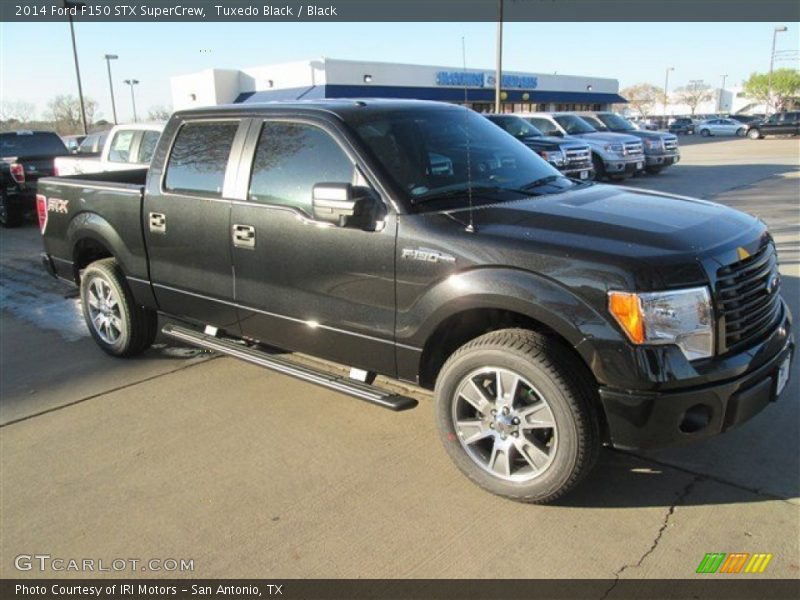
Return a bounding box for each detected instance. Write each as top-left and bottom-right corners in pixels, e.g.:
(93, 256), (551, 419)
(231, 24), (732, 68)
(1, 135), (798, 581)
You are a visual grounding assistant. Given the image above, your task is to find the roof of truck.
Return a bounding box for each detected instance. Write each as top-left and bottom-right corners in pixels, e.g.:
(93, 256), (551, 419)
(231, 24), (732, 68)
(173, 98), (461, 121)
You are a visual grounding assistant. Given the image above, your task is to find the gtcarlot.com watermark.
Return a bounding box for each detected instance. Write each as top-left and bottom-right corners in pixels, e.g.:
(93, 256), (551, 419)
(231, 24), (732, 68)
(14, 554), (194, 573)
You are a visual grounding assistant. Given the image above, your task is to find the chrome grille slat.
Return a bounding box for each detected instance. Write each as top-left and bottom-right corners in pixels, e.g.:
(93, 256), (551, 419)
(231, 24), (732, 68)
(717, 243), (781, 353)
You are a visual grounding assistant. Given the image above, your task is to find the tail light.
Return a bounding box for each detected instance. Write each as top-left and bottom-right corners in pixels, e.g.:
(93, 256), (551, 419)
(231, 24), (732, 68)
(10, 162), (25, 184)
(36, 194), (48, 233)
(53, 164), (59, 176)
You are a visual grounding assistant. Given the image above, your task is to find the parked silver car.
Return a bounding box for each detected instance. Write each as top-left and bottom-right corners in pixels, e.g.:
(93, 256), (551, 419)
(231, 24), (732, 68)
(697, 118), (747, 137)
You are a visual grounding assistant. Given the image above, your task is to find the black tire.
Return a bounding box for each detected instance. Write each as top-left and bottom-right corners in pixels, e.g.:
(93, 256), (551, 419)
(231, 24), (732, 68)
(736, 128), (746, 137)
(591, 154), (605, 181)
(80, 258), (158, 357)
(748, 128), (761, 140)
(0, 189), (23, 228)
(700, 129), (710, 137)
(434, 329), (601, 504)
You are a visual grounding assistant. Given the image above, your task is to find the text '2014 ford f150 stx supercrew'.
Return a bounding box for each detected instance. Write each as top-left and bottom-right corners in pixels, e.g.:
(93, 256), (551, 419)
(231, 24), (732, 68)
(39, 100), (793, 503)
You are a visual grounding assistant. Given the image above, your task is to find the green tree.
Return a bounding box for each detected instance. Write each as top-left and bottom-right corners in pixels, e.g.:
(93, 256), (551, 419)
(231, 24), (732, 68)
(620, 83), (664, 118)
(743, 69), (800, 112)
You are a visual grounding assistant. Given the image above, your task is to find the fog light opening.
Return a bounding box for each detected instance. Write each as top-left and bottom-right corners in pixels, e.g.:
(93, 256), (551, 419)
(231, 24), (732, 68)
(680, 404), (713, 434)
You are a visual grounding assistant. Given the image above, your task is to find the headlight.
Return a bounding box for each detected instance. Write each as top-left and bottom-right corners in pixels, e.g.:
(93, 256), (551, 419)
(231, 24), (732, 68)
(604, 143), (624, 154)
(608, 287), (714, 360)
(644, 138), (663, 150)
(540, 150), (565, 166)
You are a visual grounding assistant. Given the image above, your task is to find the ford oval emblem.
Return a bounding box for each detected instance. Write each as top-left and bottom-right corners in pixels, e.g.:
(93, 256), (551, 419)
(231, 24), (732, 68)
(767, 274), (780, 295)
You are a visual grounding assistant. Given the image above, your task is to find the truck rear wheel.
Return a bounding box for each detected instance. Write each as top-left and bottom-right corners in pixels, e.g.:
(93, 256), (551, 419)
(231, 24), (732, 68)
(747, 128), (761, 140)
(0, 190), (23, 228)
(80, 258), (157, 357)
(434, 329), (600, 503)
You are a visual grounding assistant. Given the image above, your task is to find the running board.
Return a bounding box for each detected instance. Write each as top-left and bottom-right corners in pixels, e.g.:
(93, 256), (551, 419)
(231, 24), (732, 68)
(162, 324), (417, 411)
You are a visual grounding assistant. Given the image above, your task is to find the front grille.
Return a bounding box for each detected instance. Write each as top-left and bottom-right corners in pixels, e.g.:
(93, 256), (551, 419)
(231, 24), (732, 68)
(663, 137), (678, 152)
(716, 243), (782, 353)
(564, 145), (591, 166)
(623, 141), (643, 157)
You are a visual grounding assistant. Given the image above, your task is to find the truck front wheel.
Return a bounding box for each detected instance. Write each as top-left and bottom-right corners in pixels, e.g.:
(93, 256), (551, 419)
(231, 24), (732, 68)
(80, 258), (157, 357)
(434, 329), (600, 503)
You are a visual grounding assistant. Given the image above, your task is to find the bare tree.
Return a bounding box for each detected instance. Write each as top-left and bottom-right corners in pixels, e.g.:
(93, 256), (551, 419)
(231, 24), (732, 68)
(0, 100), (36, 123)
(45, 95), (99, 134)
(619, 83), (664, 118)
(147, 105), (172, 121)
(673, 81), (714, 116)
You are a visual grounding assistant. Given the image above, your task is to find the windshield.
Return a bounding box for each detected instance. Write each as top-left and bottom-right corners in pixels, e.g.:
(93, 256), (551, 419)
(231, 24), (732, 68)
(354, 108), (569, 211)
(488, 116), (544, 138)
(0, 132), (68, 158)
(597, 113), (636, 131)
(580, 116), (608, 131)
(553, 115), (597, 134)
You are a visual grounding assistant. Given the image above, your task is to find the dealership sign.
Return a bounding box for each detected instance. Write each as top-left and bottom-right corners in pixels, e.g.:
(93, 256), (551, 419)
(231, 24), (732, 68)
(436, 71), (538, 89)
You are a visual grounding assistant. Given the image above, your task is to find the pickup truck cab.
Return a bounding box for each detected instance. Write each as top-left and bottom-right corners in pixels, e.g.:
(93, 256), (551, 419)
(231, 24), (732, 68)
(38, 100), (794, 503)
(579, 112), (680, 174)
(484, 114), (594, 181)
(54, 123), (163, 177)
(1, 130), (68, 227)
(747, 111), (800, 139)
(521, 112), (645, 181)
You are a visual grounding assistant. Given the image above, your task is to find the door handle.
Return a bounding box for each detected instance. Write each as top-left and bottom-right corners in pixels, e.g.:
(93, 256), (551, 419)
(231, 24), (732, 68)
(233, 224), (256, 249)
(149, 212), (166, 233)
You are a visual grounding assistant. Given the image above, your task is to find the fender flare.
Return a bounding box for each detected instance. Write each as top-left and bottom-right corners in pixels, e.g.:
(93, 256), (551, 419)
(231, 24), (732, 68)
(66, 211), (144, 279)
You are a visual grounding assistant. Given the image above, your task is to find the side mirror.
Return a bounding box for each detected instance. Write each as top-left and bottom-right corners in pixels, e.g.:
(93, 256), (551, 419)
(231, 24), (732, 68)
(312, 183), (383, 230)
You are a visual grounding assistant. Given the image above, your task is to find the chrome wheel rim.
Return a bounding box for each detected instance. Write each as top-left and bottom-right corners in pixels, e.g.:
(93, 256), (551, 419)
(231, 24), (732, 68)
(87, 277), (124, 344)
(451, 367), (558, 482)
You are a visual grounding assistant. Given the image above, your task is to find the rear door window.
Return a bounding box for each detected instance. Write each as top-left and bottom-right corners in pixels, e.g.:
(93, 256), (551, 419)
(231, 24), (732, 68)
(137, 130), (161, 164)
(164, 121), (239, 197)
(248, 121), (355, 213)
(108, 130), (135, 162)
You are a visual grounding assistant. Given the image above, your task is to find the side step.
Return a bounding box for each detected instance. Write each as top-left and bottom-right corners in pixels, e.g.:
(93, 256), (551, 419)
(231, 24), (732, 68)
(162, 324), (417, 411)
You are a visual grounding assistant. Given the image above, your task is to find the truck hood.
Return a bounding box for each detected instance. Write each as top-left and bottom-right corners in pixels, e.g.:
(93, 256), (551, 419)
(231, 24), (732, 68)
(443, 183), (763, 289)
(566, 131), (640, 144)
(613, 130), (675, 141)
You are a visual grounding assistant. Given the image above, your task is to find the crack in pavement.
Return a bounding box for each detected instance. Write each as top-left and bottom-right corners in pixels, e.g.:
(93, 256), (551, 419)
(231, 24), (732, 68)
(0, 355), (219, 428)
(599, 475), (701, 600)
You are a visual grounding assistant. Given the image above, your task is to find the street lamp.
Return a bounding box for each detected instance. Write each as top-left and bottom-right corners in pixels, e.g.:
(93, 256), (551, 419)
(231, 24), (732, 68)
(63, 0), (88, 135)
(663, 67), (674, 122)
(767, 26), (788, 115)
(719, 74), (728, 113)
(124, 79), (140, 123)
(104, 54), (119, 124)
(494, 0), (503, 112)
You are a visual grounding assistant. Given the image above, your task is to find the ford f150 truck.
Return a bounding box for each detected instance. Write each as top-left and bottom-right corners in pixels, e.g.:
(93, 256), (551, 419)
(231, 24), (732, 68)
(1, 130), (68, 227)
(578, 112), (680, 175)
(54, 123), (164, 177)
(483, 114), (594, 181)
(38, 100), (794, 503)
(522, 112), (645, 181)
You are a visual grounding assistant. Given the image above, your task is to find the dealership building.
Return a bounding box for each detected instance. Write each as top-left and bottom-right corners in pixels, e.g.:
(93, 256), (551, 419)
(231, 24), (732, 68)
(170, 58), (627, 113)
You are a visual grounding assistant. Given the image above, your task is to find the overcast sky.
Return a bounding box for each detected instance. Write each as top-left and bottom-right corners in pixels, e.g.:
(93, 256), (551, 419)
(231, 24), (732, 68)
(1, 21), (798, 122)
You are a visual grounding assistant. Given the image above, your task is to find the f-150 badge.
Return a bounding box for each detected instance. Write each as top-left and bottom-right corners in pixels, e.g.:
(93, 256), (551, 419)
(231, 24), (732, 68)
(401, 247), (456, 264)
(47, 198), (69, 213)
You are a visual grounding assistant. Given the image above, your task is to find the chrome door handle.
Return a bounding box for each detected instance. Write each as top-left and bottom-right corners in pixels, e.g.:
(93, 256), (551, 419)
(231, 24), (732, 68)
(233, 224), (255, 249)
(149, 212), (166, 233)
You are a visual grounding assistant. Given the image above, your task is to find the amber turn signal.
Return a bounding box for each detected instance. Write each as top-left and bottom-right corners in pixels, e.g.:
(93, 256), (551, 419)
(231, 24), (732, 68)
(608, 291), (645, 344)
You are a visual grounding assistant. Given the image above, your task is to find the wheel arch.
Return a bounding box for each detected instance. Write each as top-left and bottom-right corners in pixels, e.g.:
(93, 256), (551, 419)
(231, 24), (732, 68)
(68, 212), (135, 283)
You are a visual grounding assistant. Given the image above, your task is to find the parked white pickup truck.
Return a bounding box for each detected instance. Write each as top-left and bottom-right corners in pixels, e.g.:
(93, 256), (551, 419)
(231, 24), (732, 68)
(54, 123), (164, 176)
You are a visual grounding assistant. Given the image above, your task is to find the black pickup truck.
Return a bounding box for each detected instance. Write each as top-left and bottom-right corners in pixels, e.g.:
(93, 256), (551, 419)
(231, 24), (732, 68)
(38, 100), (793, 503)
(1, 130), (68, 227)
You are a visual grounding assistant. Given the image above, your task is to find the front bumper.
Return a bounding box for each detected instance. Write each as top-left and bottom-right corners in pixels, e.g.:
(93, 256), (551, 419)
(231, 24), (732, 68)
(645, 152), (680, 167)
(603, 156), (645, 175)
(561, 163), (594, 180)
(598, 308), (794, 450)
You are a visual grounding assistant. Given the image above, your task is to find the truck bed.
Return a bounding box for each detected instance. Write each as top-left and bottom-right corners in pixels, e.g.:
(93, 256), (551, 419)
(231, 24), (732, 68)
(47, 167), (148, 189)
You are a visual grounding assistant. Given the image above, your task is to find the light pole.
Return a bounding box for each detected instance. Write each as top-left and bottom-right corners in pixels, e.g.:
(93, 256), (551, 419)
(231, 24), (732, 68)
(104, 54), (119, 124)
(494, 0), (503, 113)
(767, 26), (788, 115)
(663, 67), (674, 122)
(124, 79), (140, 123)
(64, 0), (88, 135)
(719, 74), (728, 113)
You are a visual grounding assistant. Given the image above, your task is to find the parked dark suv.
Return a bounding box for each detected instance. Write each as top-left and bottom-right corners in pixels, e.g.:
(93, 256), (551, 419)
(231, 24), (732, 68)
(669, 117), (696, 135)
(747, 111), (800, 139)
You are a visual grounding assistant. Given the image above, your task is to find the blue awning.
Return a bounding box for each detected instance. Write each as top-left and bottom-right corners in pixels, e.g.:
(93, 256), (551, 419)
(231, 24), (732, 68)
(235, 85), (627, 105)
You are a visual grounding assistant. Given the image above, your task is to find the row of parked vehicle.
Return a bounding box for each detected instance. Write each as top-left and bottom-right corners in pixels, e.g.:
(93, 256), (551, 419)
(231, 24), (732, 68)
(669, 111), (800, 139)
(484, 111), (679, 181)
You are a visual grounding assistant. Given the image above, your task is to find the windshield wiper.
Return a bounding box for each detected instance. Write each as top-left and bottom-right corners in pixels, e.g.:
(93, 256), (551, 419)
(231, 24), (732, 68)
(411, 185), (512, 205)
(518, 175), (563, 192)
